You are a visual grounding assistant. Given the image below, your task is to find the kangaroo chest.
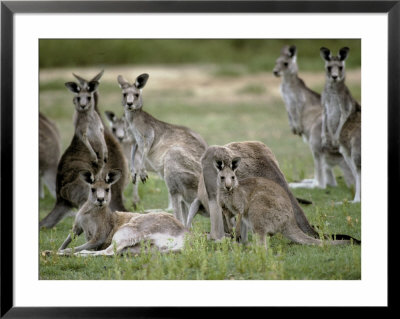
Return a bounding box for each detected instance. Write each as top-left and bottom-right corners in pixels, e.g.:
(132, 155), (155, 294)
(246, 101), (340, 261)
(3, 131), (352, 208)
(125, 112), (165, 174)
(281, 82), (306, 113)
(323, 93), (343, 134)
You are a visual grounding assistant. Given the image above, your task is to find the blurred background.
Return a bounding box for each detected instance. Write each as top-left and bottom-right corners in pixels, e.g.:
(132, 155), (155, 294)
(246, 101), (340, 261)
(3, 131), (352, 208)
(39, 39), (361, 208)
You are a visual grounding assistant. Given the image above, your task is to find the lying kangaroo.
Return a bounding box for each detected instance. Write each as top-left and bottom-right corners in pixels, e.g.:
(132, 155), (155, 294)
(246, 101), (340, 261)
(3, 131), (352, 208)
(58, 169), (186, 256)
(186, 141), (359, 243)
(320, 47), (361, 202)
(39, 71), (128, 228)
(118, 73), (208, 224)
(273, 45), (354, 189)
(216, 156), (359, 249)
(39, 112), (61, 198)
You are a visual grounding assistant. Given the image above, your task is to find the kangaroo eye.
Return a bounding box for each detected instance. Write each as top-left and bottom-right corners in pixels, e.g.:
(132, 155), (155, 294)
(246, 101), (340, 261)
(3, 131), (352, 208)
(134, 94), (139, 98)
(87, 96), (91, 101)
(339, 66), (343, 71)
(283, 62), (288, 67)
(123, 93), (127, 98)
(220, 176), (225, 180)
(112, 128), (116, 132)
(327, 66), (332, 72)
(105, 188), (110, 193)
(91, 188), (96, 193)
(231, 176), (235, 180)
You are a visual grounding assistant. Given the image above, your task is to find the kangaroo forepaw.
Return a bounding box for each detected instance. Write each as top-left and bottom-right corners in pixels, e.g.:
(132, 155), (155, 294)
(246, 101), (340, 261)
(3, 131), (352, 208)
(139, 170), (148, 183)
(131, 173), (137, 184)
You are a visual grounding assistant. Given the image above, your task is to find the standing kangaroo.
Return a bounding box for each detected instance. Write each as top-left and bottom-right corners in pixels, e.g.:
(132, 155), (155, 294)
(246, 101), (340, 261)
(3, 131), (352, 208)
(105, 111), (141, 208)
(58, 169), (186, 256)
(118, 73), (208, 225)
(186, 141), (359, 242)
(320, 47), (361, 202)
(273, 45), (354, 189)
(39, 112), (61, 198)
(65, 78), (108, 165)
(39, 71), (128, 228)
(215, 155), (360, 249)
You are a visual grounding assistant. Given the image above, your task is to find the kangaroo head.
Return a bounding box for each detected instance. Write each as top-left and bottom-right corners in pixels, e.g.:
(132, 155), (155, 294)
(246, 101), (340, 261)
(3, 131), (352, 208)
(214, 156), (241, 192)
(65, 70), (104, 112)
(320, 47), (349, 83)
(117, 73), (149, 112)
(105, 111), (128, 143)
(273, 45), (298, 77)
(79, 169), (121, 208)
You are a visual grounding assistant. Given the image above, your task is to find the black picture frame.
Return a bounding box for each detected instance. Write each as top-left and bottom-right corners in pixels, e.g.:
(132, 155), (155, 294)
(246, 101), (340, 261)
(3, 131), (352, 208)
(1, 1), (394, 317)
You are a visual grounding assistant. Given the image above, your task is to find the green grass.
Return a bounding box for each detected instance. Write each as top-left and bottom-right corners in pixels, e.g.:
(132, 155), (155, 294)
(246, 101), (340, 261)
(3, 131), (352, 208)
(39, 65), (361, 280)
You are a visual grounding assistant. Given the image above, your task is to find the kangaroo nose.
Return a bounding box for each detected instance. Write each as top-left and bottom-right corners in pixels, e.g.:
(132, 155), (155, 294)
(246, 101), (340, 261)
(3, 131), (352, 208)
(273, 70), (279, 77)
(332, 75), (338, 80)
(97, 197), (104, 204)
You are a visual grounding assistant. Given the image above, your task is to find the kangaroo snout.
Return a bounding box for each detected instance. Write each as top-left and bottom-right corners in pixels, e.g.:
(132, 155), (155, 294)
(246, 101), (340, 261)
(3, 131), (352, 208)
(273, 70), (280, 77)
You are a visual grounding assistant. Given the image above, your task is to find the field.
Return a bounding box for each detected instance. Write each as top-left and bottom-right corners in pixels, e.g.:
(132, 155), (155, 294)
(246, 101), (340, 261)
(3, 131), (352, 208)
(39, 61), (361, 280)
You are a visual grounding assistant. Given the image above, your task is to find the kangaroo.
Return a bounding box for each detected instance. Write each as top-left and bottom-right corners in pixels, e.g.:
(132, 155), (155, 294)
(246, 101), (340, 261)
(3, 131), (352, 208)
(65, 78), (108, 165)
(273, 45), (354, 189)
(39, 112), (61, 198)
(39, 71), (128, 228)
(105, 111), (141, 208)
(105, 111), (174, 211)
(58, 169), (186, 256)
(320, 47), (361, 202)
(186, 141), (360, 243)
(215, 156), (359, 249)
(117, 73), (208, 225)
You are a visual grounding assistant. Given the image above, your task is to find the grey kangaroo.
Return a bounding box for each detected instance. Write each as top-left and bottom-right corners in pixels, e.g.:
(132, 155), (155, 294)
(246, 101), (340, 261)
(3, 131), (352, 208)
(186, 141), (360, 244)
(320, 47), (361, 202)
(216, 155), (359, 249)
(105, 111), (174, 210)
(58, 169), (186, 256)
(39, 71), (128, 228)
(105, 111), (141, 208)
(39, 112), (61, 198)
(273, 45), (354, 189)
(118, 73), (208, 225)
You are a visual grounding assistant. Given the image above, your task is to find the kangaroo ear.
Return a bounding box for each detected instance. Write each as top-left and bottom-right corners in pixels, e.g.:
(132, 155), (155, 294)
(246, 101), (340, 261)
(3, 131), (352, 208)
(117, 75), (129, 88)
(105, 169), (121, 185)
(87, 81), (99, 93)
(91, 69), (104, 82)
(79, 170), (94, 185)
(135, 73), (149, 89)
(320, 47), (331, 61)
(72, 73), (87, 86)
(104, 111), (116, 123)
(231, 157), (241, 171)
(65, 82), (80, 93)
(288, 45), (297, 58)
(338, 47), (350, 61)
(214, 159), (224, 172)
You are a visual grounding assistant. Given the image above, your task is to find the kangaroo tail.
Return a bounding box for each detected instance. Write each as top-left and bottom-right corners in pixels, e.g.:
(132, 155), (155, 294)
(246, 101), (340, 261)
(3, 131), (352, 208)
(311, 225), (361, 245)
(295, 197), (313, 205)
(284, 223), (357, 246)
(186, 197), (202, 229)
(39, 200), (73, 229)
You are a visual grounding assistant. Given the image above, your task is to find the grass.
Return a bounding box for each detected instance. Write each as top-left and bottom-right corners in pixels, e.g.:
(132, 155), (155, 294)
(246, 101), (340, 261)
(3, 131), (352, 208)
(39, 64), (361, 280)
